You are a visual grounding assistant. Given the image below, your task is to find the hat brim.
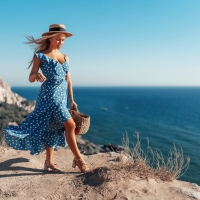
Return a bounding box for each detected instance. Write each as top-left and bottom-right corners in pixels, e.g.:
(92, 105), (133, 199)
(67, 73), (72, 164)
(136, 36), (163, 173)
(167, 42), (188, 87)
(42, 31), (73, 37)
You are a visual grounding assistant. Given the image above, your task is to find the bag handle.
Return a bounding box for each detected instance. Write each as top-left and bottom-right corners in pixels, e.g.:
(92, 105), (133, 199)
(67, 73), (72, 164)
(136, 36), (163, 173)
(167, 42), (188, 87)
(69, 107), (79, 113)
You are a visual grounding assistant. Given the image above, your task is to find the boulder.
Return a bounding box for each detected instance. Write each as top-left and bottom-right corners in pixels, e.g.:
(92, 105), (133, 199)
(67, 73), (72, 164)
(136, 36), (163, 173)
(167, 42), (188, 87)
(76, 135), (105, 155)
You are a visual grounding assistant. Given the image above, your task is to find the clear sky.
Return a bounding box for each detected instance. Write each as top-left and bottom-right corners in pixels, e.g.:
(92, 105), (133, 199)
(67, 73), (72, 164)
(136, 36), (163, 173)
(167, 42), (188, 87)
(0, 0), (200, 87)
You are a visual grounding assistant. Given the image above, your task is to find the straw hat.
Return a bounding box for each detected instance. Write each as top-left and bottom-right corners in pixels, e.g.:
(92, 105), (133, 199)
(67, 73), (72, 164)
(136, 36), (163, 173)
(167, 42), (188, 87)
(42, 24), (72, 37)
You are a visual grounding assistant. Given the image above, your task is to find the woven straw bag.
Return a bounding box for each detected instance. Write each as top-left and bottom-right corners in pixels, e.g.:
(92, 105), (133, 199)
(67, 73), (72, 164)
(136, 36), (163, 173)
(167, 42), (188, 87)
(69, 109), (90, 135)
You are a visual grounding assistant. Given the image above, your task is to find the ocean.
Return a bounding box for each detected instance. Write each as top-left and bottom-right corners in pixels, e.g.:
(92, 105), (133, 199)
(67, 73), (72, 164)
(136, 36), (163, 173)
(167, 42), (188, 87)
(12, 86), (200, 186)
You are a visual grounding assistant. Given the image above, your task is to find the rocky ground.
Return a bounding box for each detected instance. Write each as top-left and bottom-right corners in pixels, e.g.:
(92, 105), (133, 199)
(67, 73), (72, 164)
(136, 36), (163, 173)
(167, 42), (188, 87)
(0, 146), (199, 200)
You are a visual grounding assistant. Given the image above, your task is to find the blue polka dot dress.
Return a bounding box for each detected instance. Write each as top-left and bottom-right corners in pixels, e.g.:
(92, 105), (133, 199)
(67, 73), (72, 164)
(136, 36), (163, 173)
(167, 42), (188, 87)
(3, 51), (71, 155)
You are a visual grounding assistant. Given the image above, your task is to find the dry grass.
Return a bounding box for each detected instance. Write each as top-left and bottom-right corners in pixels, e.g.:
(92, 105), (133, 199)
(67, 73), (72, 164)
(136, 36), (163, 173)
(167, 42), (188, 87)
(97, 132), (190, 182)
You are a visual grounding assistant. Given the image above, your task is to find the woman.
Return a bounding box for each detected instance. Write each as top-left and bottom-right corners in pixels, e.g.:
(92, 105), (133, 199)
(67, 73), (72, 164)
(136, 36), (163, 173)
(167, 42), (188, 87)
(4, 24), (90, 173)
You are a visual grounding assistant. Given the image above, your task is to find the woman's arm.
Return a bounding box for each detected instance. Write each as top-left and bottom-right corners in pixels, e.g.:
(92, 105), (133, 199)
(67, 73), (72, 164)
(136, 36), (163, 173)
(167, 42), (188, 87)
(66, 71), (77, 109)
(29, 56), (46, 82)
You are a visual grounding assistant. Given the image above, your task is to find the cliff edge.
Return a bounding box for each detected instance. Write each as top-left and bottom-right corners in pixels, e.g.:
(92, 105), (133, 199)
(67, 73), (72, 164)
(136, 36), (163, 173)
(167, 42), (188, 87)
(0, 147), (199, 200)
(0, 79), (35, 112)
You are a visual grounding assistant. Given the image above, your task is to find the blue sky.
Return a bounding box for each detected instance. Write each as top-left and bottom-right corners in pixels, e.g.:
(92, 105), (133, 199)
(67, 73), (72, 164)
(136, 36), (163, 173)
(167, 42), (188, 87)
(0, 0), (200, 86)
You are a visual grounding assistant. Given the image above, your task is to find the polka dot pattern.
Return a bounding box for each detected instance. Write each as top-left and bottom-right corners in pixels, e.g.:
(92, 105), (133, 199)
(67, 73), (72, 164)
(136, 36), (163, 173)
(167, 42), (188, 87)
(3, 52), (71, 155)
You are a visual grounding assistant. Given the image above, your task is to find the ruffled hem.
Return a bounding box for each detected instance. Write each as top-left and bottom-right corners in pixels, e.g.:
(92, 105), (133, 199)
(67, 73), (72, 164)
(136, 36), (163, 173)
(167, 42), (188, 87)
(4, 130), (68, 155)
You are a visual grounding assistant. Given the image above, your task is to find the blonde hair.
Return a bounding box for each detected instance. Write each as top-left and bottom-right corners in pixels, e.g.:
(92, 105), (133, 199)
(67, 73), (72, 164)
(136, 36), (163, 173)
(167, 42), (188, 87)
(25, 33), (63, 68)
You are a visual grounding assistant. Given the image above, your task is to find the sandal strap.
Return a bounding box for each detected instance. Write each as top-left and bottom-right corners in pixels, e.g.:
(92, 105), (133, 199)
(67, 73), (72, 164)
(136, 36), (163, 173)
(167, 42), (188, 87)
(74, 158), (86, 164)
(73, 158), (91, 172)
(45, 160), (61, 172)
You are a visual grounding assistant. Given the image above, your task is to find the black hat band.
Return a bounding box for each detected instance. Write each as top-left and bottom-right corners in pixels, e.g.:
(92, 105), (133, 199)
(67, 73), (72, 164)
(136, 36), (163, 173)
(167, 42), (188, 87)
(49, 27), (66, 32)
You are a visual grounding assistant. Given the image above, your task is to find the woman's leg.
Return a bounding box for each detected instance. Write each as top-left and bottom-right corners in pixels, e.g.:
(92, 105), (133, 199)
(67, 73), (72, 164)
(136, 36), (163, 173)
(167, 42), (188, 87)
(63, 118), (82, 159)
(64, 118), (91, 172)
(45, 145), (54, 162)
(45, 145), (60, 171)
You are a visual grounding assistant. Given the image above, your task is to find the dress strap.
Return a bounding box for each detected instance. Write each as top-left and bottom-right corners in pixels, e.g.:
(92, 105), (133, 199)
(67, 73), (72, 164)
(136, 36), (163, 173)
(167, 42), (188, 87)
(64, 54), (66, 62)
(63, 54), (69, 63)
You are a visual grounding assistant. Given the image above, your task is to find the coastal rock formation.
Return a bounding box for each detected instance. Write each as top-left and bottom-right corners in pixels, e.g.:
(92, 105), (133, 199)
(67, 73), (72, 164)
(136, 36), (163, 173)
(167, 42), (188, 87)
(76, 135), (105, 155)
(0, 79), (35, 112)
(76, 136), (124, 155)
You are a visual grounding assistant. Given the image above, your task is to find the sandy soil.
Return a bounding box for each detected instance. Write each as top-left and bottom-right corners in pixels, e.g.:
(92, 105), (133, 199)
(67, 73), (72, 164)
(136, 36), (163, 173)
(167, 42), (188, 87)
(0, 146), (199, 200)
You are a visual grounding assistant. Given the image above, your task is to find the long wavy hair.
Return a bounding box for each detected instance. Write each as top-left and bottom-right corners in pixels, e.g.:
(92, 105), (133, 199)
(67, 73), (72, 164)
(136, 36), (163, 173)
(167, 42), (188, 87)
(25, 33), (61, 68)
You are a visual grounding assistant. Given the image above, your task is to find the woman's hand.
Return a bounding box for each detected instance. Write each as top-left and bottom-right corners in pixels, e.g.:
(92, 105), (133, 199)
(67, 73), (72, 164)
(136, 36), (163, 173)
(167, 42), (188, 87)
(29, 55), (46, 83)
(35, 72), (46, 82)
(71, 101), (78, 110)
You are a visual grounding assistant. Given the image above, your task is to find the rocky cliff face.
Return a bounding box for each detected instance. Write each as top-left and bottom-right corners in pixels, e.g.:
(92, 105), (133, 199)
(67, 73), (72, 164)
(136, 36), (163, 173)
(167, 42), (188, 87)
(0, 79), (35, 112)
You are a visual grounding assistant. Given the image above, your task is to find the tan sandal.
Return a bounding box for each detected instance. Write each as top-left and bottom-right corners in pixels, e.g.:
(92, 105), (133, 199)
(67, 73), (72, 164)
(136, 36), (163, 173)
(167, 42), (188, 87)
(44, 160), (62, 173)
(72, 158), (91, 173)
